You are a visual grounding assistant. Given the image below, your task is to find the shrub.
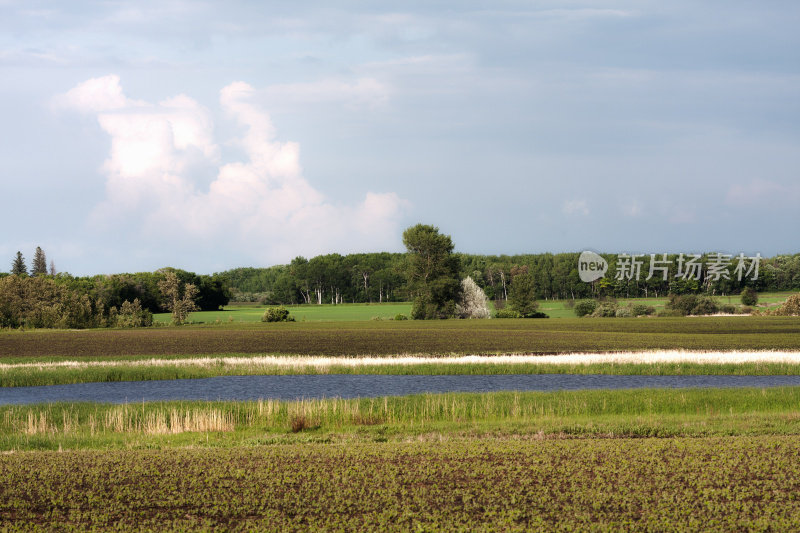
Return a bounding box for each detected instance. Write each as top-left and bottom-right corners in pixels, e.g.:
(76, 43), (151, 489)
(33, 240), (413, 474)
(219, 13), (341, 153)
(741, 287), (758, 307)
(261, 306), (295, 322)
(691, 296), (718, 315)
(494, 309), (521, 319)
(630, 304), (655, 317)
(394, 314), (408, 321)
(574, 300), (598, 317)
(720, 304), (737, 314)
(666, 294), (697, 316)
(615, 307), (632, 318)
(740, 306), (754, 315)
(591, 302), (618, 318)
(775, 293), (800, 316)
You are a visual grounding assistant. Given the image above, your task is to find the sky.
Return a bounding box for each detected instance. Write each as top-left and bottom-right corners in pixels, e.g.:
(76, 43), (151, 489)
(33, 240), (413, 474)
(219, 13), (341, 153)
(1, 1), (798, 275)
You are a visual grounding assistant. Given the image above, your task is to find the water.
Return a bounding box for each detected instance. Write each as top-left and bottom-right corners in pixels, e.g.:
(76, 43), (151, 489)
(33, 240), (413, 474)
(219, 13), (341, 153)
(3, 374), (800, 405)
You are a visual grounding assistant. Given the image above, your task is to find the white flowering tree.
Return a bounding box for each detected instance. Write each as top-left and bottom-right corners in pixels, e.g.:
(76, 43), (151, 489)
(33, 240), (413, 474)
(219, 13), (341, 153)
(456, 277), (491, 319)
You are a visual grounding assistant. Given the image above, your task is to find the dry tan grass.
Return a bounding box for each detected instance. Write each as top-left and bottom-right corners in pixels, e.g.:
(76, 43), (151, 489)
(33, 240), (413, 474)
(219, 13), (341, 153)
(5, 350), (800, 373)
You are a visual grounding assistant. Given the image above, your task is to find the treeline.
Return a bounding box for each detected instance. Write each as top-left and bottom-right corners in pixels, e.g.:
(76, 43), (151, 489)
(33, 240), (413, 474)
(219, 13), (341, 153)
(218, 252), (800, 304)
(223, 253), (407, 304)
(0, 268), (230, 329)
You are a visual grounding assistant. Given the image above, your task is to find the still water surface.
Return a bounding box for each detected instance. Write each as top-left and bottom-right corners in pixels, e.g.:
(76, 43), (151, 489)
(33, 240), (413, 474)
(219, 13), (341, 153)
(3, 374), (800, 405)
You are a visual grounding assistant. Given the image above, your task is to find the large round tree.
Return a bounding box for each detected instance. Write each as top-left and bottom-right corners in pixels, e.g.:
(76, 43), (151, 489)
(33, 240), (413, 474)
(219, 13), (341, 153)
(402, 224), (461, 319)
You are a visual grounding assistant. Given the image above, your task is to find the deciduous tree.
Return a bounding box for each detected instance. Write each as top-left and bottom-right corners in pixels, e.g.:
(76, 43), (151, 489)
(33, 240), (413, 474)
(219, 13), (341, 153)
(403, 224), (461, 319)
(157, 271), (198, 325)
(456, 277), (490, 319)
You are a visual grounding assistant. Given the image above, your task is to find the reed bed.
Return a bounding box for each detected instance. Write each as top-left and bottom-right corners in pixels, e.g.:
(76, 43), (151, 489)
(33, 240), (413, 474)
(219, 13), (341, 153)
(4, 387), (800, 450)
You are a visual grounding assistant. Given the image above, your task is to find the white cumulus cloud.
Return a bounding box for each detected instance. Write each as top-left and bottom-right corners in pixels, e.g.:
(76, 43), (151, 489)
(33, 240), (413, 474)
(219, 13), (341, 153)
(58, 76), (407, 265)
(54, 74), (147, 113)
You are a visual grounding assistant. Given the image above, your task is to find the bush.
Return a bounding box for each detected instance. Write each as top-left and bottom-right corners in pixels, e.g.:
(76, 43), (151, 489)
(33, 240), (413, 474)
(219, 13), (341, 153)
(394, 314), (408, 321)
(740, 287), (758, 307)
(720, 304), (737, 314)
(775, 293), (800, 316)
(630, 304), (655, 317)
(494, 309), (521, 319)
(591, 302), (618, 318)
(691, 296), (718, 315)
(666, 294), (697, 316)
(615, 307), (632, 318)
(261, 306), (295, 322)
(411, 293), (455, 320)
(574, 300), (598, 317)
(740, 306), (754, 315)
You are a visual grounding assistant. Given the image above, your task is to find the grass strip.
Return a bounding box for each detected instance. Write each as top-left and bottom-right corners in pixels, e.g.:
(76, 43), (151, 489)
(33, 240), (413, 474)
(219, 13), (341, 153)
(4, 386), (800, 450)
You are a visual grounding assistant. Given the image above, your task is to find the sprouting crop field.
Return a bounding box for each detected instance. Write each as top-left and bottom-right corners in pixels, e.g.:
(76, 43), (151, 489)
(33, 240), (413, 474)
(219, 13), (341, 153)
(3, 436), (800, 531)
(3, 316), (800, 361)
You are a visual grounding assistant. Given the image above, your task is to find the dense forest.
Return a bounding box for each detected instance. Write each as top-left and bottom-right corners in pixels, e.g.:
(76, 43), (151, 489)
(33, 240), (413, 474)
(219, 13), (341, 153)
(219, 252), (800, 305)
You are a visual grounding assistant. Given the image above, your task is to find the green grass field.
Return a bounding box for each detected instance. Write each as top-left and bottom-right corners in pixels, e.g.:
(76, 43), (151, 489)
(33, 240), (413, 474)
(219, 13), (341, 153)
(154, 302), (413, 323)
(154, 292), (794, 322)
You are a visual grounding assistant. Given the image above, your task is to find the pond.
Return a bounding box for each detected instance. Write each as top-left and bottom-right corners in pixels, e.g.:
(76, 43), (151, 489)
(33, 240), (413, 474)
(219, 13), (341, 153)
(3, 374), (800, 405)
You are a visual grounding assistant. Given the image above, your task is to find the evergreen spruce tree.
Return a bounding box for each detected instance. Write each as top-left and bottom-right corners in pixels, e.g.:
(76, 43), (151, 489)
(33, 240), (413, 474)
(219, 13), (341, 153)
(31, 247), (48, 276)
(11, 252), (27, 276)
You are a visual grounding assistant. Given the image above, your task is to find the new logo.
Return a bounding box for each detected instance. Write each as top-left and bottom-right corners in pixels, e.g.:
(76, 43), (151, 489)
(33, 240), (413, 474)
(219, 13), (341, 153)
(578, 251), (608, 282)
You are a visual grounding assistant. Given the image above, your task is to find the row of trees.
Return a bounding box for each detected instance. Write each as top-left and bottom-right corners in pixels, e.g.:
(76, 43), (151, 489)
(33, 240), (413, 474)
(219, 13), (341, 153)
(215, 250), (800, 307)
(11, 247), (56, 277)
